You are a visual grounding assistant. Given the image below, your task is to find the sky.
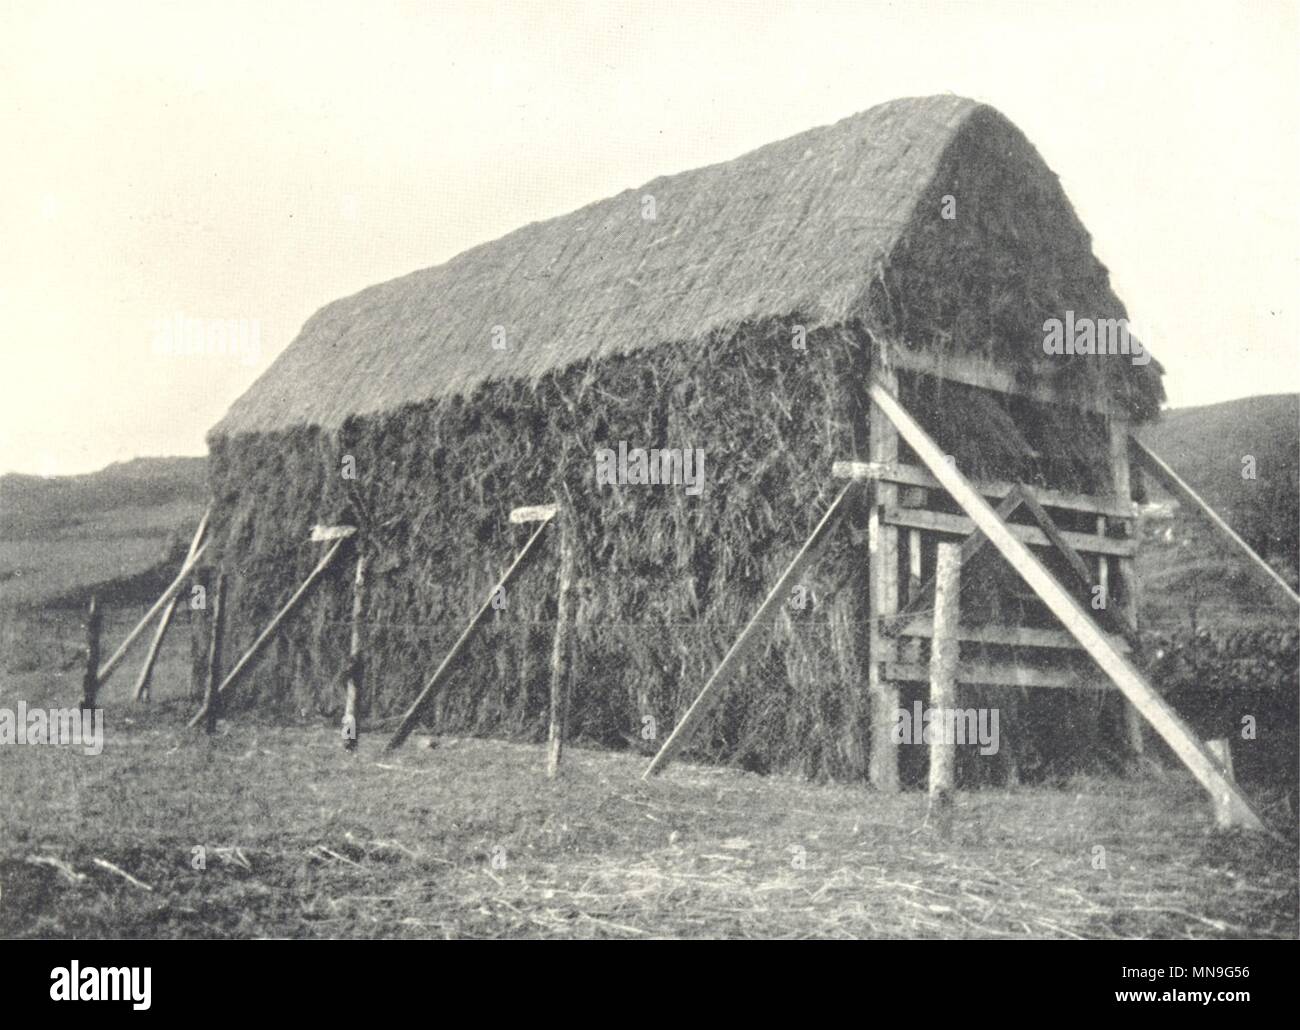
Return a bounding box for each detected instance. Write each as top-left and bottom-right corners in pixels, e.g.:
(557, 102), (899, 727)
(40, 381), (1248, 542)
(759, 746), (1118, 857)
(1, 0), (1296, 476)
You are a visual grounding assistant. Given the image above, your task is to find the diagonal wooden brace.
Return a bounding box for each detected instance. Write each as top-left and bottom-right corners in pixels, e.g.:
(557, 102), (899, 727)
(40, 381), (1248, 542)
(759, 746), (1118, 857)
(643, 483), (857, 778)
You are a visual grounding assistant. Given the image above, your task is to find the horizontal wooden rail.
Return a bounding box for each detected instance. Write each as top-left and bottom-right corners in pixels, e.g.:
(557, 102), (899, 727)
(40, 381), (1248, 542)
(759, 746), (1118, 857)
(895, 621), (1131, 654)
(882, 345), (1118, 415)
(882, 506), (1136, 557)
(886, 660), (1110, 691)
(833, 460), (1134, 519)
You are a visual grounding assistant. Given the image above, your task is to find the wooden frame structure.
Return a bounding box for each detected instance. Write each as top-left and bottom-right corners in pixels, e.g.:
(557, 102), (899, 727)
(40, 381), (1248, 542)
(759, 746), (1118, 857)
(646, 340), (1274, 830)
(838, 344), (1153, 793)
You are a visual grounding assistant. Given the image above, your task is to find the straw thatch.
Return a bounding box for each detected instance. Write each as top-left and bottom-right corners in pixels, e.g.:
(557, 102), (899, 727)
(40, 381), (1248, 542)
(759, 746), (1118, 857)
(201, 95), (1164, 783)
(215, 95), (1161, 437)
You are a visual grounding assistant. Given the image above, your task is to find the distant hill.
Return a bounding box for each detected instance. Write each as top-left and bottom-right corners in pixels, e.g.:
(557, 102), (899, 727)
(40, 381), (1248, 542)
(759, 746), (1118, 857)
(1139, 394), (1299, 565)
(1136, 394), (1298, 634)
(0, 456), (207, 607)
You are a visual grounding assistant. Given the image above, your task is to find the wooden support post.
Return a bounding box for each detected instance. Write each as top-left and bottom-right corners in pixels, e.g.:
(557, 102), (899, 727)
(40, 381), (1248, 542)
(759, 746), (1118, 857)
(868, 346), (901, 793)
(188, 533), (351, 728)
(907, 529), (923, 601)
(870, 381), (1266, 830)
(929, 542), (959, 837)
(202, 572), (226, 735)
(81, 595), (102, 711)
(1205, 739), (1237, 829)
(546, 514), (576, 778)
(342, 551), (367, 751)
(386, 514), (554, 751)
(643, 484), (855, 778)
(1109, 420), (1145, 758)
(1131, 434), (1300, 608)
(132, 595), (178, 702)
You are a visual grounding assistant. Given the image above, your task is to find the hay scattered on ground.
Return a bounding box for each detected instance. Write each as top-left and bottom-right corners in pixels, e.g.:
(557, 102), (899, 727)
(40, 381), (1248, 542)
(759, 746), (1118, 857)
(1, 726), (1293, 940)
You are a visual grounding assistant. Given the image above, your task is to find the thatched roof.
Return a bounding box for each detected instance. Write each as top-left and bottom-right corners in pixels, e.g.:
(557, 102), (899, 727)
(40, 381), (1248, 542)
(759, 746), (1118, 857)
(214, 94), (1161, 437)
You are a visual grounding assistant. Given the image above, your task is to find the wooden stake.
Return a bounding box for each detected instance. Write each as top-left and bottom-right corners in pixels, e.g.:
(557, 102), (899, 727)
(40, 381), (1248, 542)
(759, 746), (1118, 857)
(545, 515), (576, 778)
(1109, 419), (1145, 758)
(343, 551), (367, 751)
(870, 380), (1266, 830)
(644, 484), (855, 778)
(1205, 739), (1237, 828)
(188, 537), (347, 728)
(929, 542), (960, 798)
(202, 572), (226, 735)
(81, 595), (102, 711)
(132, 594), (179, 702)
(386, 519), (553, 751)
(868, 345), (901, 793)
(907, 528), (923, 601)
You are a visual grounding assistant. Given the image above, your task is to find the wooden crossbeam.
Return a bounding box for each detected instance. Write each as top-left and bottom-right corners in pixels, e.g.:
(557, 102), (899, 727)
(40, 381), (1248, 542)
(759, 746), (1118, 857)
(882, 506), (1136, 557)
(386, 517), (553, 751)
(1130, 435), (1300, 608)
(883, 345), (1119, 415)
(510, 504), (559, 524)
(887, 661), (1112, 690)
(895, 621), (1131, 654)
(643, 484), (857, 778)
(833, 460), (1135, 519)
(869, 380), (1266, 831)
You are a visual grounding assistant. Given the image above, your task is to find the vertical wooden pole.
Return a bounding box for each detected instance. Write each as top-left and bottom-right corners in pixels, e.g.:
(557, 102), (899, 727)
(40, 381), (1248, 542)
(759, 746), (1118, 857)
(907, 528), (923, 601)
(868, 346), (901, 792)
(1204, 739), (1237, 828)
(929, 543), (959, 836)
(343, 550), (367, 751)
(901, 510), (926, 717)
(133, 595), (179, 702)
(1096, 517), (1110, 607)
(203, 572), (227, 735)
(1109, 419), (1145, 758)
(81, 595), (102, 711)
(546, 515), (575, 778)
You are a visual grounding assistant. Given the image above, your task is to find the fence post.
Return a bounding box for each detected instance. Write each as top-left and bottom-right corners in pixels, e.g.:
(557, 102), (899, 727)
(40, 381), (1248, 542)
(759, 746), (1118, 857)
(929, 542), (960, 838)
(343, 550), (367, 751)
(546, 514), (575, 778)
(81, 595), (102, 711)
(203, 573), (227, 735)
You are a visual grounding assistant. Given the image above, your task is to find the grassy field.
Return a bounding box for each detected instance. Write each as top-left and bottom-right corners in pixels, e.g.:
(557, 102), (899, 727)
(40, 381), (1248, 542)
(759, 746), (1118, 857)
(0, 457), (204, 607)
(1, 721), (1295, 939)
(1, 607), (1295, 939)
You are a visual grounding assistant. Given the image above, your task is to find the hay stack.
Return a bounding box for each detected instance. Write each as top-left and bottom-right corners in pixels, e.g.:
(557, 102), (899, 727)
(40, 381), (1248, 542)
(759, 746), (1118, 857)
(202, 95), (1163, 781)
